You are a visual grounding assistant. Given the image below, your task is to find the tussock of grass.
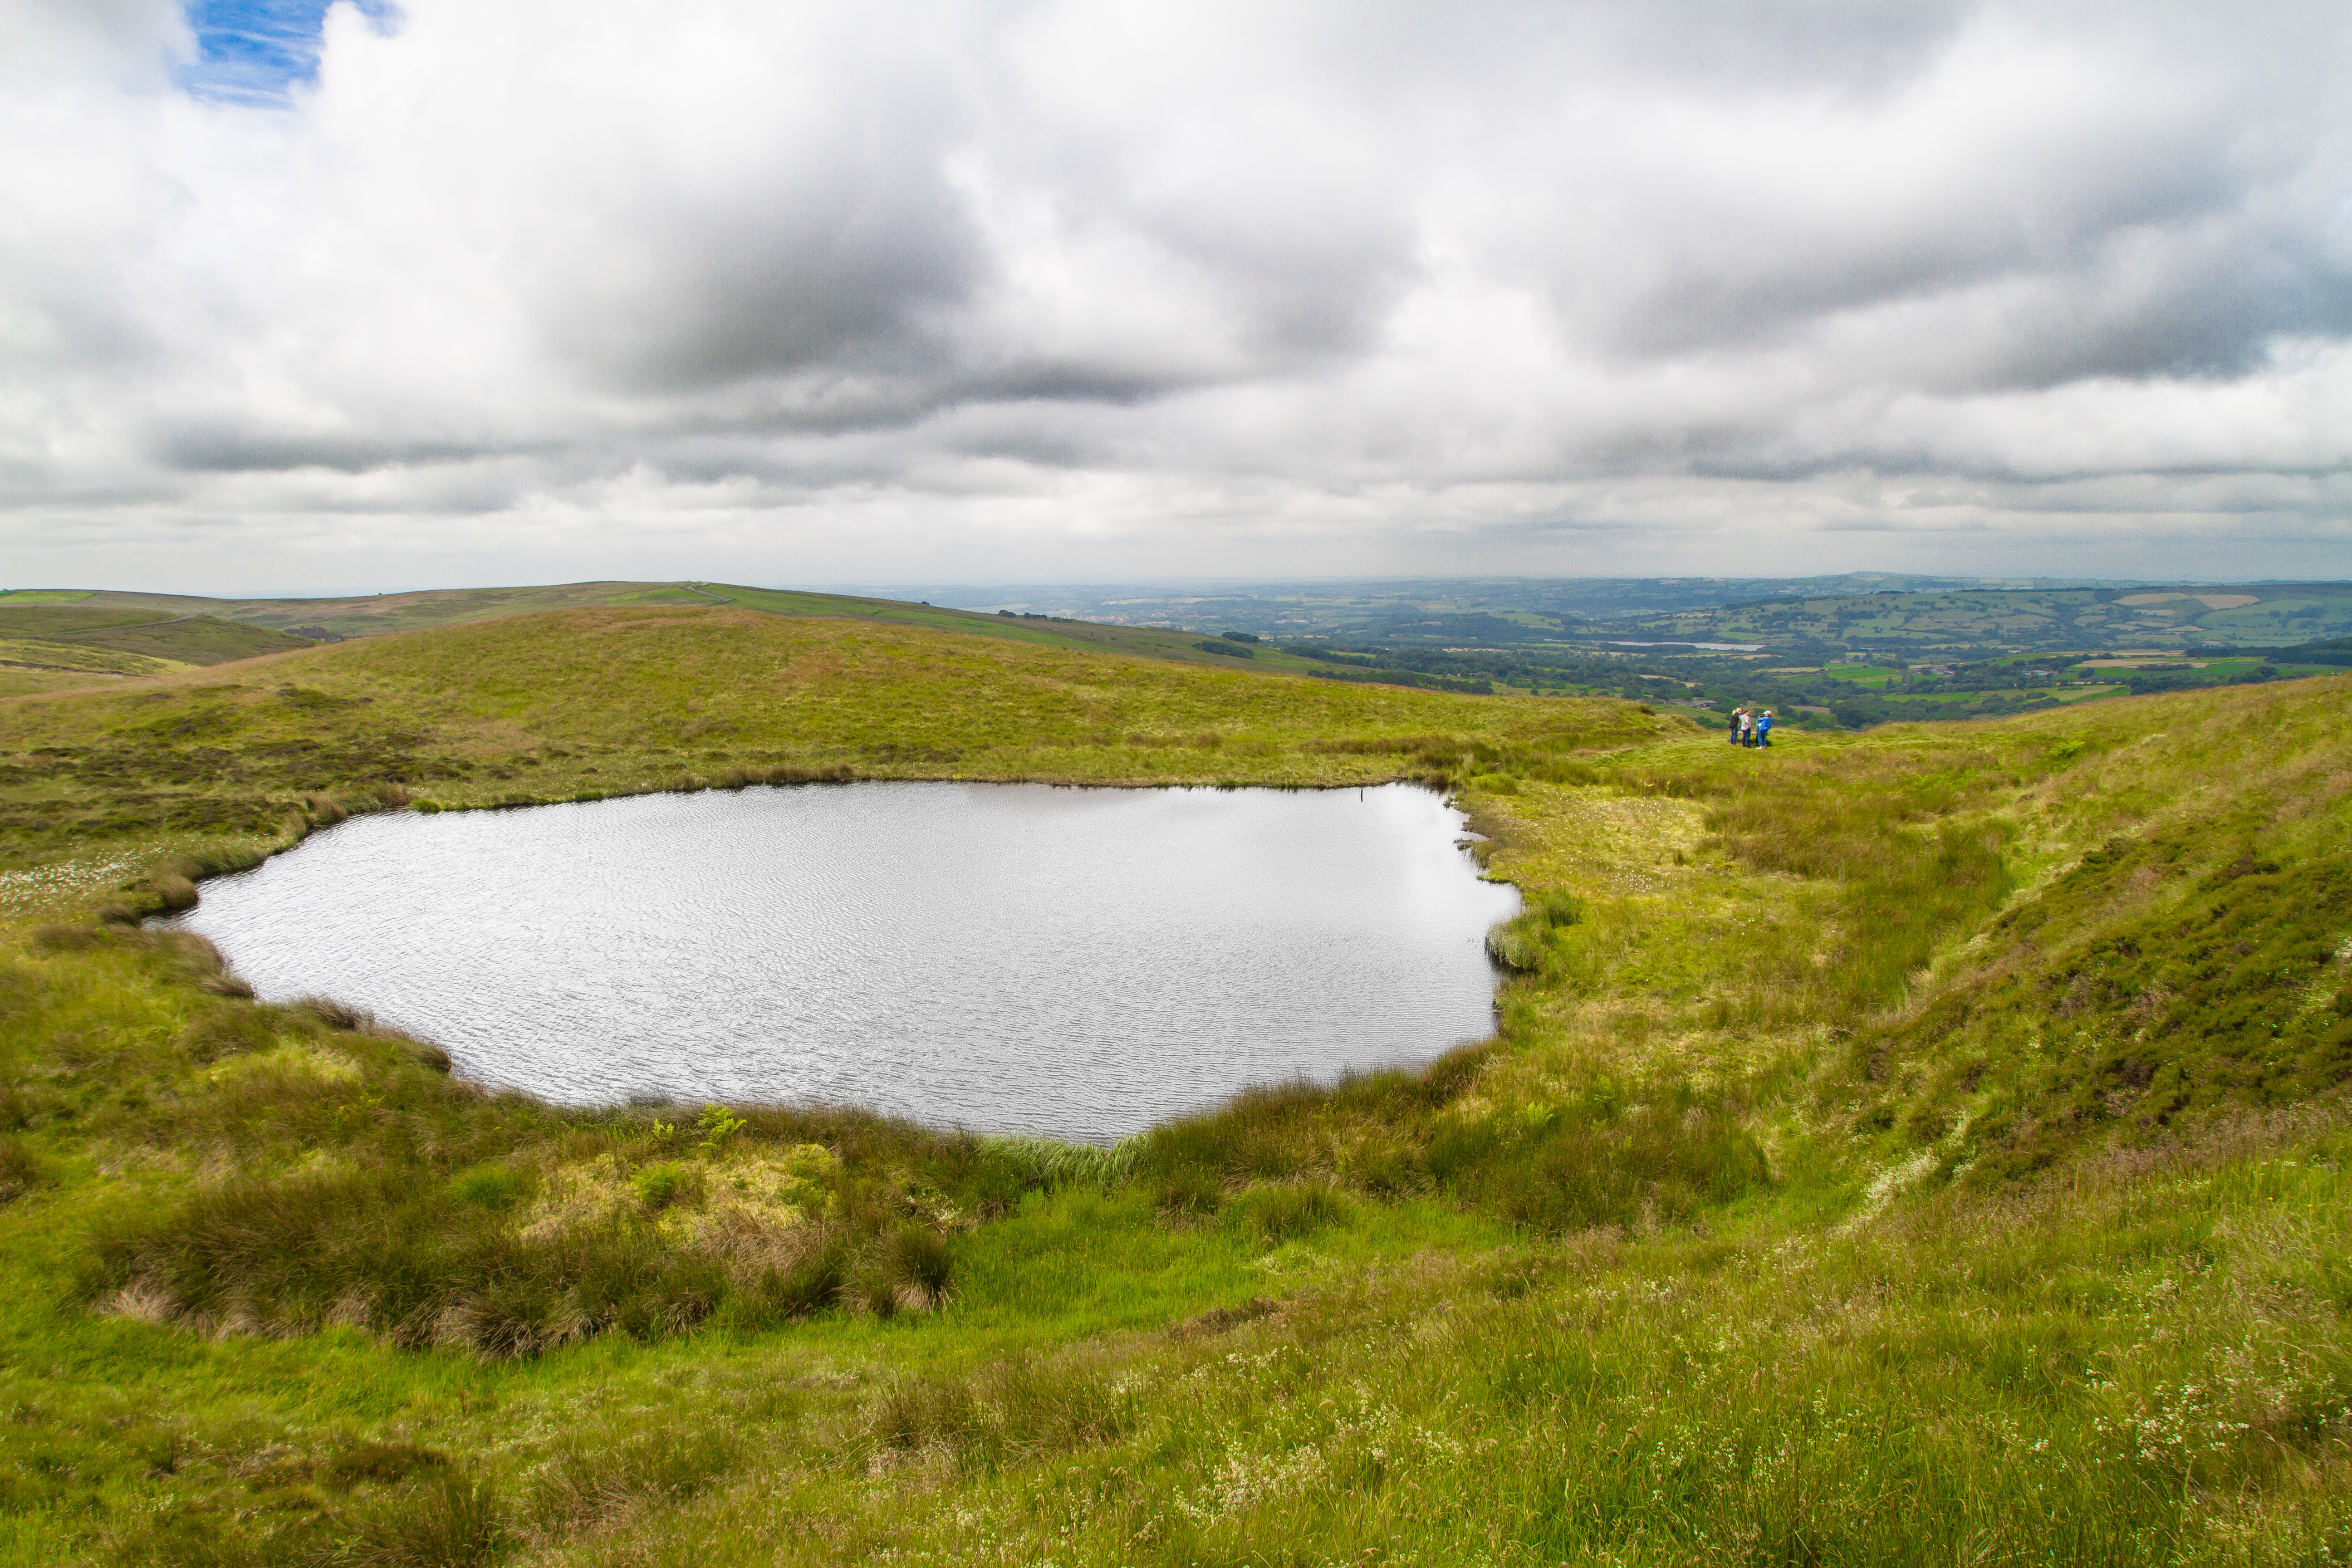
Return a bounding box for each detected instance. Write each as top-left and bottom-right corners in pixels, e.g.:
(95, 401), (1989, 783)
(0, 1135), (41, 1202)
(1225, 1179), (1351, 1243)
(977, 1133), (1138, 1192)
(854, 1223), (955, 1317)
(868, 1348), (1144, 1465)
(527, 1425), (740, 1534)
(321, 1439), (451, 1490)
(1486, 887), (1582, 971)
(1151, 1163), (1223, 1219)
(1428, 1086), (1766, 1233)
(341, 1471), (503, 1568)
(144, 871), (198, 911)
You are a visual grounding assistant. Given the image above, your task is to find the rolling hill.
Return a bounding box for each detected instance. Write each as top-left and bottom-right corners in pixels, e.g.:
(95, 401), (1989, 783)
(0, 603), (320, 694)
(0, 607), (2347, 1564)
(0, 583), (1336, 682)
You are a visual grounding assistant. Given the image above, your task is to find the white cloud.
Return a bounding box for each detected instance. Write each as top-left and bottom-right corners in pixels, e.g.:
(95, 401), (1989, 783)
(2, 0), (2350, 592)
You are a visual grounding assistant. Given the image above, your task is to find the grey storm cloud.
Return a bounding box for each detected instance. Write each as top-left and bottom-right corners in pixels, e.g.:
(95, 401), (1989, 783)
(1, 0), (2349, 592)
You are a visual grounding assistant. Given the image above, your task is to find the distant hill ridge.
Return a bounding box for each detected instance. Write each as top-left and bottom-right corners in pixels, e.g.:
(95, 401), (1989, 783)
(0, 582), (1343, 690)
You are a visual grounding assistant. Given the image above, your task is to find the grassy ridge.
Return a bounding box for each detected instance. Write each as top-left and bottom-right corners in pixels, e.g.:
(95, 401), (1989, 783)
(0, 605), (1659, 878)
(0, 611), (2348, 1565)
(0, 581), (1342, 680)
(0, 607), (314, 697)
(0, 607), (313, 667)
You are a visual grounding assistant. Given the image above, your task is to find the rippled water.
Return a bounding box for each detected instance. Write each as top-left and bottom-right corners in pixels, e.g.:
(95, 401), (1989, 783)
(165, 782), (1518, 1142)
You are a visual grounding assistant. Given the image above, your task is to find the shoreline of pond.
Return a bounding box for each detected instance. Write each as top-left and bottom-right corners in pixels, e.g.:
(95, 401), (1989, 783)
(151, 779), (1523, 1143)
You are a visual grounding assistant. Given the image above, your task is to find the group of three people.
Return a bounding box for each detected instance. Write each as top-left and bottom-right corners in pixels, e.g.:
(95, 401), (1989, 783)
(1729, 705), (1773, 747)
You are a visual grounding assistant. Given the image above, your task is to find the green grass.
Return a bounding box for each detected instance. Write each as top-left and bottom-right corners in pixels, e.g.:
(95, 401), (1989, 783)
(1880, 688), (2006, 704)
(0, 607), (314, 667)
(0, 581), (1350, 681)
(1, 610), (2349, 1564)
(1613, 582), (2352, 654)
(1815, 664), (1901, 686)
(0, 604), (1664, 879)
(684, 583), (1346, 675)
(56, 616), (312, 666)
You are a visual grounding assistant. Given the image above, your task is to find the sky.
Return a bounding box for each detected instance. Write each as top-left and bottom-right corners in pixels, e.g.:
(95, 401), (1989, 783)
(2, 1), (2350, 595)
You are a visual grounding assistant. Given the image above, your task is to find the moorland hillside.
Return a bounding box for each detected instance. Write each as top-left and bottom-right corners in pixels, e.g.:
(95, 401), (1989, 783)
(0, 603), (314, 696)
(0, 583), (1339, 700)
(0, 605), (2347, 1566)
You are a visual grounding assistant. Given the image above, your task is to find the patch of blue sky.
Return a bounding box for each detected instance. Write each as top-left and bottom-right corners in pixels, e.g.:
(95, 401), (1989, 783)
(179, 0), (398, 107)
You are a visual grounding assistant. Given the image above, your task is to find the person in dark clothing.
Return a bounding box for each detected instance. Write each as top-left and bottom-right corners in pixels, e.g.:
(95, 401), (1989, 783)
(1727, 707), (1742, 745)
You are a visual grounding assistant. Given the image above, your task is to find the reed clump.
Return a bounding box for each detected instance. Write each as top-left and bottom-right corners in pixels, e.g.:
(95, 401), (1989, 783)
(1485, 888), (1582, 972)
(977, 1134), (1137, 1195)
(1225, 1179), (1351, 1243)
(144, 870), (199, 911)
(321, 1439), (451, 1490)
(340, 1471), (504, 1568)
(527, 1425), (740, 1534)
(0, 1136), (44, 1203)
(848, 1223), (955, 1317)
(1151, 1163), (1223, 1220)
(868, 1351), (1141, 1465)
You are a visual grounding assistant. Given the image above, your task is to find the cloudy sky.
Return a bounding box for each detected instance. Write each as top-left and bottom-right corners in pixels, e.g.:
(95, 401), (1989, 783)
(3, 0), (2350, 594)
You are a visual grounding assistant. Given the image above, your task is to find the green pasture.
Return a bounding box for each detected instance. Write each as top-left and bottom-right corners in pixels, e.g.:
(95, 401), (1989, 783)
(1, 608), (2349, 1564)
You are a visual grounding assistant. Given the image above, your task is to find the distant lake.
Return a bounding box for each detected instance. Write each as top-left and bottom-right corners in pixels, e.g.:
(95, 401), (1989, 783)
(164, 782), (1518, 1143)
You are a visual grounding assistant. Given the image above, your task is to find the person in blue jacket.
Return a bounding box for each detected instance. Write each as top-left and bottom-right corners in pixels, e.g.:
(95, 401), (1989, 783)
(1757, 709), (1774, 747)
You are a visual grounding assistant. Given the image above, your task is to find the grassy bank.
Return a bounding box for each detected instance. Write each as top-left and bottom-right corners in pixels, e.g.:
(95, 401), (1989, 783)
(0, 604), (1657, 883)
(0, 607), (2348, 1565)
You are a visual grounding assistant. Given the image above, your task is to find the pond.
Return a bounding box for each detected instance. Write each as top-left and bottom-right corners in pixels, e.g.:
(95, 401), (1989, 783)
(163, 781), (1518, 1143)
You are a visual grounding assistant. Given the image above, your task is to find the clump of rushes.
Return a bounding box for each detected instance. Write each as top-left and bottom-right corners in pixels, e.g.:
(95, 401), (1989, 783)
(1225, 1180), (1350, 1244)
(342, 1471), (504, 1568)
(1485, 888), (1581, 972)
(1428, 1085), (1768, 1234)
(0, 1137), (44, 1203)
(527, 1424), (741, 1534)
(295, 995), (374, 1031)
(1336, 1132), (1428, 1198)
(1152, 1164), (1224, 1220)
(849, 1224), (954, 1317)
(322, 1439), (451, 1490)
(739, 1229), (854, 1324)
(977, 1134), (1137, 1197)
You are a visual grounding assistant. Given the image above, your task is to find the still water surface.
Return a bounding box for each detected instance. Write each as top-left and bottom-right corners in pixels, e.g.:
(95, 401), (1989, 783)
(167, 782), (1517, 1142)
